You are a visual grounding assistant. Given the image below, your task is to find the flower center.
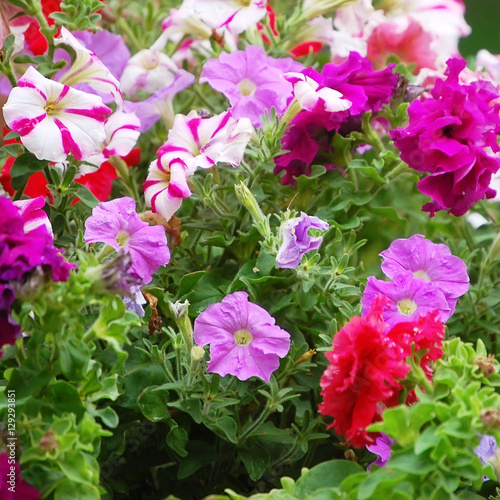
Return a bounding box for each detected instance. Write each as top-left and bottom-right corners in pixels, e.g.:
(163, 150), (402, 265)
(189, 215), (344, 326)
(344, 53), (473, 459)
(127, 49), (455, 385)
(144, 55), (159, 70)
(397, 298), (417, 316)
(238, 0), (252, 5)
(116, 229), (131, 247)
(234, 329), (253, 346)
(413, 269), (430, 281)
(237, 78), (257, 97)
(45, 103), (57, 115)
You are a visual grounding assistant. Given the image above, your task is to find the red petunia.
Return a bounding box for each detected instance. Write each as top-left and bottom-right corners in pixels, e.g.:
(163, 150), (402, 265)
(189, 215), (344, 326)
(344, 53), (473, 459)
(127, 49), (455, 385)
(319, 296), (410, 448)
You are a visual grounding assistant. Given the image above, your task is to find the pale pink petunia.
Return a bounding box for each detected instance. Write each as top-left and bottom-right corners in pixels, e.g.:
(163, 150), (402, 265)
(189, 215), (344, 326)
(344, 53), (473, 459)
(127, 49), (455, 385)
(3, 66), (112, 162)
(120, 49), (180, 95)
(55, 27), (123, 107)
(193, 291), (291, 382)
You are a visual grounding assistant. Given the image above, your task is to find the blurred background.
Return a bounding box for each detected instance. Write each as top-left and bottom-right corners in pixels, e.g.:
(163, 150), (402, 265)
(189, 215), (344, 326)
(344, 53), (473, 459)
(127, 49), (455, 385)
(460, 0), (500, 57)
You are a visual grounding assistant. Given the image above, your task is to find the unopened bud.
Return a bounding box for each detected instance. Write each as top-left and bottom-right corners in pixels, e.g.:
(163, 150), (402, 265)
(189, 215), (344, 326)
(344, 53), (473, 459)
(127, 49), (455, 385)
(300, 0), (356, 21)
(169, 300), (190, 319)
(40, 429), (58, 454)
(191, 346), (205, 362)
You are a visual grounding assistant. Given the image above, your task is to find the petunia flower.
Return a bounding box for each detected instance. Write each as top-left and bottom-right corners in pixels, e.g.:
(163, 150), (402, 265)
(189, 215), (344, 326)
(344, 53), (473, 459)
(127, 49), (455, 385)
(144, 110), (252, 220)
(362, 272), (450, 328)
(13, 196), (53, 236)
(319, 295), (410, 447)
(200, 45), (303, 127)
(190, 0), (267, 35)
(54, 27), (123, 107)
(276, 212), (329, 269)
(474, 434), (500, 481)
(392, 58), (500, 216)
(193, 291), (291, 382)
(3, 66), (111, 162)
(120, 49), (181, 96)
(380, 234), (469, 314)
(366, 433), (396, 471)
(0, 453), (40, 499)
(83, 110), (141, 168)
(84, 197), (170, 284)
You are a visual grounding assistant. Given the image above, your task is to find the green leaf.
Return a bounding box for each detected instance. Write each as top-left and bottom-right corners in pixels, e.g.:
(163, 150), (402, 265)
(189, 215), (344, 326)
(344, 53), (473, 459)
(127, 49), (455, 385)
(169, 397), (202, 423)
(138, 385), (171, 422)
(295, 460), (364, 497)
(208, 416), (238, 444)
(54, 479), (100, 500)
(178, 271), (206, 297)
(238, 443), (271, 481)
(58, 336), (91, 380)
(56, 450), (99, 484)
(45, 381), (85, 419)
(88, 406), (119, 428)
(76, 184), (100, 208)
(166, 425), (189, 457)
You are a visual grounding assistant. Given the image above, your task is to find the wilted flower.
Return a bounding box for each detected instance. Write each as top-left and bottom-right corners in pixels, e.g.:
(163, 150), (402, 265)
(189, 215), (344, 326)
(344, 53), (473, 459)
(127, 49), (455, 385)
(200, 45), (303, 127)
(193, 291), (290, 382)
(84, 197), (170, 284)
(3, 66), (111, 162)
(276, 212), (329, 269)
(380, 234), (469, 314)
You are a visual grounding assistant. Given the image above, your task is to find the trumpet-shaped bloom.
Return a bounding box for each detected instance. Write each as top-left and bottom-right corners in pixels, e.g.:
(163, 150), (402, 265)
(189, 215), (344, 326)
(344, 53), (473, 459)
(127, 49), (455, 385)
(144, 110), (252, 220)
(3, 66), (111, 162)
(367, 434), (396, 470)
(362, 272), (450, 328)
(284, 72), (352, 113)
(193, 291), (291, 382)
(84, 197), (170, 284)
(84, 110), (141, 168)
(55, 27), (123, 107)
(276, 212), (329, 269)
(191, 0), (267, 35)
(120, 49), (180, 95)
(200, 45), (303, 127)
(380, 234), (469, 314)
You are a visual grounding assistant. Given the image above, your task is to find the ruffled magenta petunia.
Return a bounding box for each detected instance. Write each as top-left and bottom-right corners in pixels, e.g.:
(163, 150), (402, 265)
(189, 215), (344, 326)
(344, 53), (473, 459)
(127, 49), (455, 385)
(193, 291), (291, 382)
(276, 212), (329, 269)
(84, 197), (170, 284)
(392, 57), (500, 216)
(380, 234), (469, 314)
(275, 52), (397, 185)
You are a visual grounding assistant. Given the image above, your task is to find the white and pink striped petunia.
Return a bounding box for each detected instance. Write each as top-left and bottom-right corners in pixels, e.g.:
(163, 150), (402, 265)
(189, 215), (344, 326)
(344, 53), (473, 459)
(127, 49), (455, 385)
(3, 66), (112, 162)
(284, 72), (352, 113)
(143, 110), (253, 220)
(13, 196), (53, 237)
(55, 27), (123, 107)
(83, 110), (141, 169)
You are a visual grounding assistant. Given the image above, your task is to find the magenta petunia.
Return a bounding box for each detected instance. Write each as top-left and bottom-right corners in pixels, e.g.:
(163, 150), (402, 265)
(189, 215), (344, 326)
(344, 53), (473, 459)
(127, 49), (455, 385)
(200, 45), (303, 127)
(0, 453), (40, 499)
(275, 52), (397, 185)
(276, 212), (329, 269)
(84, 197), (170, 284)
(366, 433), (396, 471)
(362, 272), (450, 328)
(193, 291), (291, 382)
(392, 57), (500, 216)
(380, 234), (469, 314)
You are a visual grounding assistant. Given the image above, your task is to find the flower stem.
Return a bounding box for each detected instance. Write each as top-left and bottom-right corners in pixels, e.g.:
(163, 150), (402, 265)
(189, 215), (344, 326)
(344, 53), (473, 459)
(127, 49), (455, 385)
(238, 405), (272, 441)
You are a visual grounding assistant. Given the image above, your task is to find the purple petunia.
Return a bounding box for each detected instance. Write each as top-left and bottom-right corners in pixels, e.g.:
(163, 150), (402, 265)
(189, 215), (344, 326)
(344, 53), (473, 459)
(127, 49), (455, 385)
(366, 433), (396, 471)
(392, 58), (500, 216)
(200, 45), (303, 127)
(276, 212), (329, 269)
(474, 434), (500, 481)
(380, 234), (469, 315)
(84, 197), (170, 284)
(0, 195), (74, 352)
(362, 272), (450, 329)
(193, 291), (291, 382)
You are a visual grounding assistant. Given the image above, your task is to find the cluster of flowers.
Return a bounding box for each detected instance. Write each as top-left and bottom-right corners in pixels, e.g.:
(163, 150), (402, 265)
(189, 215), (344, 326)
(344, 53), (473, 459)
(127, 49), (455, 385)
(319, 235), (469, 447)
(0, 195), (74, 348)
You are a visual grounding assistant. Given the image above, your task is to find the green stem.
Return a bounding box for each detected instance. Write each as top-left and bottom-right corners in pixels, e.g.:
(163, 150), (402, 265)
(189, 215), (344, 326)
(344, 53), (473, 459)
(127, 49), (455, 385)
(117, 18), (143, 52)
(238, 405), (272, 441)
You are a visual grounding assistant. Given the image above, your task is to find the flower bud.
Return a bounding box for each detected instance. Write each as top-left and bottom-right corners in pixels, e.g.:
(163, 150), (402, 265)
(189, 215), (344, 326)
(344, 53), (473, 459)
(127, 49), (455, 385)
(473, 355), (497, 377)
(481, 408), (500, 429)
